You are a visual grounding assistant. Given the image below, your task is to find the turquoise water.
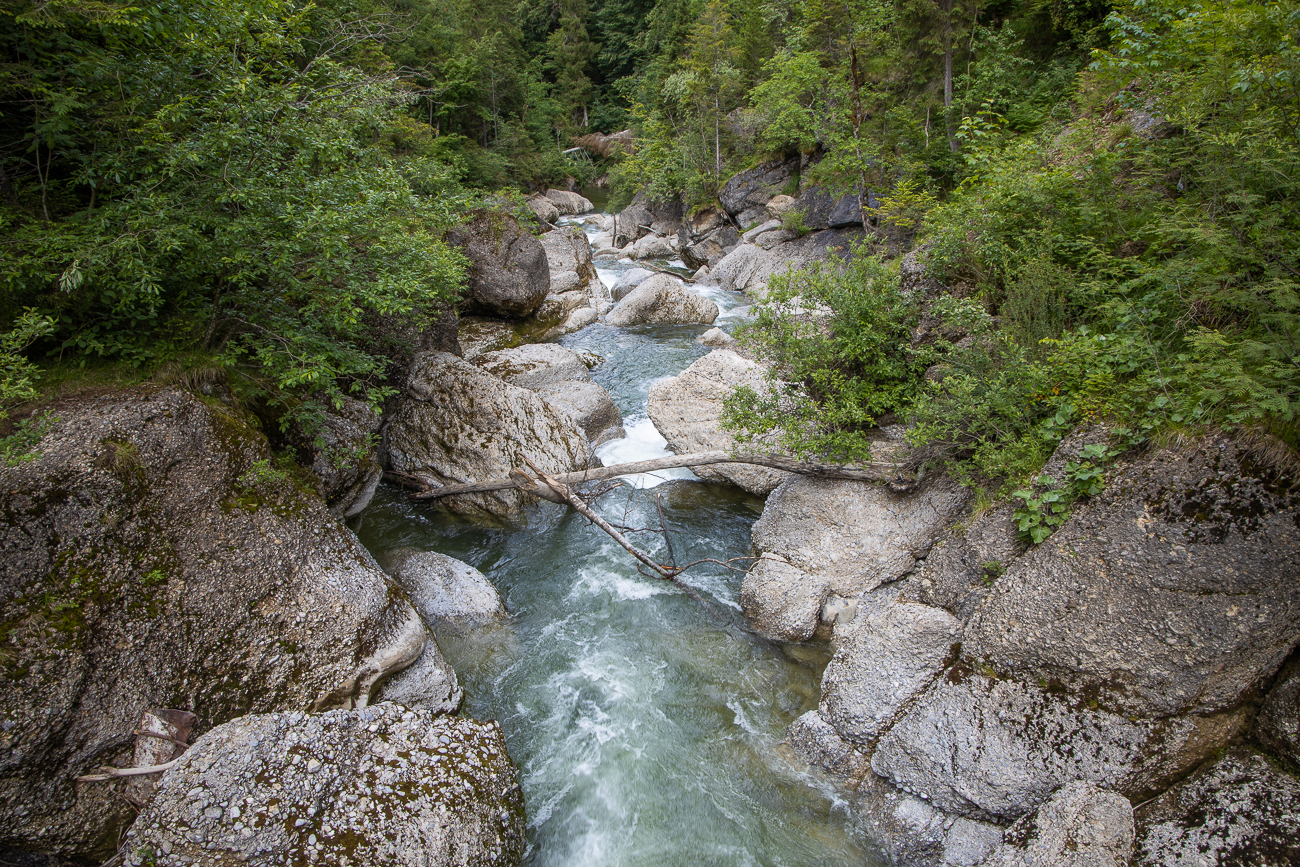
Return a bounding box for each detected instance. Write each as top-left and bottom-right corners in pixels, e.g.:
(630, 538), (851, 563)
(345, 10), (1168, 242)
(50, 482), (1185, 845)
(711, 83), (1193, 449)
(354, 220), (877, 866)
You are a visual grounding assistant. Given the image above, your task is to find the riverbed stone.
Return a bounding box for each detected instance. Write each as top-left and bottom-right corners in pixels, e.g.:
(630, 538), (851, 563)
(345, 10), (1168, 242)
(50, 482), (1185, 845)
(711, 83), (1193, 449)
(820, 602), (961, 746)
(389, 549), (507, 625)
(740, 555), (827, 642)
(849, 772), (1006, 867)
(786, 710), (871, 778)
(0, 387), (455, 858)
(544, 189), (594, 215)
(751, 474), (971, 599)
(1133, 747), (1300, 867)
(540, 225), (599, 290)
(1258, 656), (1300, 769)
(964, 433), (1300, 718)
(122, 705), (526, 867)
(647, 349), (788, 495)
(527, 195), (560, 224)
(696, 327), (736, 347)
(611, 267), (654, 300)
(473, 343), (593, 390)
(448, 210), (550, 318)
(870, 673), (1245, 821)
(384, 352), (593, 516)
(535, 380), (623, 442)
(627, 233), (676, 260)
(604, 273), (719, 327)
(987, 782), (1135, 867)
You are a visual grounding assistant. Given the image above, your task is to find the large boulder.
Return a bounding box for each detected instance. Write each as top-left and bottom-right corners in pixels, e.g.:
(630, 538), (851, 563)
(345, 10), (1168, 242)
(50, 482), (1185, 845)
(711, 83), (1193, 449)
(1133, 748), (1300, 867)
(987, 782), (1135, 867)
(471, 344), (621, 442)
(870, 672), (1244, 822)
(719, 157), (798, 218)
(603, 274), (719, 327)
(0, 387), (458, 859)
(122, 704), (525, 867)
(703, 229), (860, 296)
(526, 195), (560, 224)
(964, 434), (1300, 718)
(848, 771), (1005, 867)
(540, 226), (599, 290)
(388, 549), (507, 626)
(534, 381), (623, 443)
(682, 226), (741, 270)
(448, 211), (550, 318)
(611, 267), (654, 301)
(627, 233), (677, 260)
(647, 349), (788, 495)
(543, 189), (594, 215)
(383, 352), (594, 516)
(794, 186), (871, 229)
(289, 395), (383, 518)
(819, 602), (961, 746)
(907, 503), (1025, 622)
(617, 190), (684, 246)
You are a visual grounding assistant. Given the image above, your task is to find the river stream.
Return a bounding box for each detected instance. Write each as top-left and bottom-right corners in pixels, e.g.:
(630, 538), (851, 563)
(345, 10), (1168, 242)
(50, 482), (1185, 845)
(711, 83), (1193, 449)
(354, 207), (879, 866)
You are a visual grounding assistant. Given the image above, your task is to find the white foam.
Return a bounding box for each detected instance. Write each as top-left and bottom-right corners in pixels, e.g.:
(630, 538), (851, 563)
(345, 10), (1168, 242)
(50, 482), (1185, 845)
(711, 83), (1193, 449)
(594, 415), (696, 488)
(597, 268), (620, 290)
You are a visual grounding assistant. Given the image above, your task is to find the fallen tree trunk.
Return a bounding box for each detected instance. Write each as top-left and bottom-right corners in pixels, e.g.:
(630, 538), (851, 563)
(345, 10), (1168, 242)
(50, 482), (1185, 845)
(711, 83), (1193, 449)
(405, 450), (914, 501)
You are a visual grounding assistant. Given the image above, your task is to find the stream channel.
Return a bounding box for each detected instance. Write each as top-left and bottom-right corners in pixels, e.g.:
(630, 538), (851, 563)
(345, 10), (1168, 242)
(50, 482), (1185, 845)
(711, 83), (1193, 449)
(354, 205), (879, 865)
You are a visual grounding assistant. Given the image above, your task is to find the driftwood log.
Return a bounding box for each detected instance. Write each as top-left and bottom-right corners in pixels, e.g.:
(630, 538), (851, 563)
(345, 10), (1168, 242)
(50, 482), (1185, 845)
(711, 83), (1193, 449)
(399, 450), (914, 502)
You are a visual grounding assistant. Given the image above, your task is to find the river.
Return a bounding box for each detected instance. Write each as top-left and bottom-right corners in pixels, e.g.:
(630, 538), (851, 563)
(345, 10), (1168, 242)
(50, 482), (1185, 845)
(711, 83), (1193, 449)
(354, 206), (879, 866)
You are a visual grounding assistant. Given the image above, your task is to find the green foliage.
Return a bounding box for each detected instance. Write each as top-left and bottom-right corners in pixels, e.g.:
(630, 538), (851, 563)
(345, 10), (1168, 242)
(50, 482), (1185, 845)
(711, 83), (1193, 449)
(0, 310), (56, 417)
(780, 208), (810, 236)
(0, 412), (55, 467)
(723, 248), (928, 459)
(1011, 443), (1120, 542)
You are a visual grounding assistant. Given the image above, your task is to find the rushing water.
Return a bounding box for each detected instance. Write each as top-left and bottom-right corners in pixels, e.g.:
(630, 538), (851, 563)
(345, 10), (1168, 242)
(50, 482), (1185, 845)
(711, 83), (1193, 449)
(353, 210), (878, 866)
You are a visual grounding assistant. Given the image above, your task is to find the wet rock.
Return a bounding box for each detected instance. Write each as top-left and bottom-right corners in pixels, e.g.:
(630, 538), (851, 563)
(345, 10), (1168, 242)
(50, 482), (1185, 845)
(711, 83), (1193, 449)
(987, 782), (1134, 867)
(0, 387), (452, 858)
(535, 380), (623, 443)
(750, 474), (970, 602)
(740, 555), (826, 642)
(122, 705), (526, 867)
(611, 267), (654, 301)
(849, 772), (1006, 867)
(627, 233), (677, 260)
(448, 211), (550, 318)
(1133, 748), (1300, 867)
(719, 157), (798, 218)
(696, 327), (736, 348)
(647, 349), (787, 494)
(964, 434), (1300, 718)
(1258, 655), (1300, 770)
(820, 602), (961, 746)
(786, 710), (871, 778)
(389, 549), (507, 625)
(527, 195), (560, 224)
(384, 352), (593, 516)
(473, 343), (593, 391)
(870, 673), (1245, 821)
(604, 274), (719, 327)
(543, 189), (593, 215)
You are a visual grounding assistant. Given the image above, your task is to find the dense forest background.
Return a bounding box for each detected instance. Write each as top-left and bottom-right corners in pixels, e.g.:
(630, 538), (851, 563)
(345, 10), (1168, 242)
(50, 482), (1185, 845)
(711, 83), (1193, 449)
(2, 0), (1297, 496)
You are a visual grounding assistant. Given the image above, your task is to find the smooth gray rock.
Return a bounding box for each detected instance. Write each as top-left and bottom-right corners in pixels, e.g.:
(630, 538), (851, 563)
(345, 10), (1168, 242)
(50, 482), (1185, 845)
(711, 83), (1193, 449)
(473, 343), (593, 391)
(611, 267), (654, 301)
(549, 270), (583, 294)
(122, 705), (525, 867)
(870, 673), (1245, 821)
(704, 229), (860, 295)
(391, 550), (507, 624)
(820, 602), (961, 746)
(754, 228), (796, 249)
(448, 210), (550, 318)
(765, 194), (797, 217)
(536, 380), (624, 442)
(736, 205), (769, 229)
(719, 157), (798, 216)
(604, 273), (719, 327)
(534, 289), (589, 324)
(1133, 748), (1300, 867)
(384, 352), (592, 516)
(540, 225), (598, 289)
(647, 349), (787, 494)
(627, 234), (676, 260)
(0, 388), (451, 857)
(543, 189), (593, 214)
(559, 306), (600, 332)
(527, 195), (560, 224)
(987, 782), (1134, 867)
(696, 327), (736, 347)
(740, 555), (826, 642)
(751, 475), (971, 598)
(965, 434), (1300, 718)
(796, 185), (872, 229)
(786, 710), (871, 778)
(1258, 656), (1300, 770)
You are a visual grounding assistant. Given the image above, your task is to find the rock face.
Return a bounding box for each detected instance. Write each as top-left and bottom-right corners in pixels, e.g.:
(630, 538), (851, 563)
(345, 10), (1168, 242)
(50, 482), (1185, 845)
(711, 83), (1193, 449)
(0, 387), (459, 858)
(384, 352), (593, 516)
(964, 434), (1300, 718)
(292, 395), (383, 518)
(795, 186), (871, 229)
(1133, 748), (1300, 866)
(988, 782), (1135, 867)
(604, 274), (719, 327)
(702, 229), (859, 296)
(870, 672), (1241, 822)
(719, 157), (798, 219)
(388, 550), (507, 626)
(1258, 656), (1300, 769)
(543, 189), (594, 215)
(611, 267), (654, 301)
(122, 704), (526, 867)
(540, 225), (599, 291)
(647, 349), (788, 495)
(448, 211), (550, 318)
